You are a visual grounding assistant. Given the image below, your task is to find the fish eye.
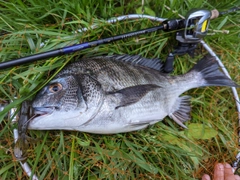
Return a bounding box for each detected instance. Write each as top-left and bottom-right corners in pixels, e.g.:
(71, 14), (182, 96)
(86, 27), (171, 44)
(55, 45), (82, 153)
(49, 83), (62, 93)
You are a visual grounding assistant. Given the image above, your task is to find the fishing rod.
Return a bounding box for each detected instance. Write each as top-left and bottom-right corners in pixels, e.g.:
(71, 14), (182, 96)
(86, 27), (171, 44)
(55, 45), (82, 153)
(0, 9), (214, 70)
(0, 25), (163, 69)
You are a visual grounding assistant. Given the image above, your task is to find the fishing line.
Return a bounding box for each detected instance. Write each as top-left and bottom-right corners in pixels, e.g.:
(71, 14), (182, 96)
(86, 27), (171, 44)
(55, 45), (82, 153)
(11, 12), (240, 180)
(0, 6), (239, 179)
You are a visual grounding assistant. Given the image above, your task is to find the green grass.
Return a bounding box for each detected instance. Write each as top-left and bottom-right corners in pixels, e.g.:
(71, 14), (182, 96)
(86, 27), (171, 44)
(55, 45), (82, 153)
(0, 0), (240, 179)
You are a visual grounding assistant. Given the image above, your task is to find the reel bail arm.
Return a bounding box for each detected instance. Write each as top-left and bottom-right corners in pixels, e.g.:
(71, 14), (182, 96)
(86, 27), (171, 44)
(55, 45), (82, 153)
(163, 9), (212, 73)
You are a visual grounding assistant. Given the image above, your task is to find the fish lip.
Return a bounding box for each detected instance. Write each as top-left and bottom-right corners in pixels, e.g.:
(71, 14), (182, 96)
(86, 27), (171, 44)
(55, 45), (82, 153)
(33, 107), (55, 116)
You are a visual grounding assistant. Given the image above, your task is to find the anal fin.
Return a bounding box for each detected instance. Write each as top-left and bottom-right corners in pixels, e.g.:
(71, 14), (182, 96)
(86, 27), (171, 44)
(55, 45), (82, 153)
(169, 96), (191, 128)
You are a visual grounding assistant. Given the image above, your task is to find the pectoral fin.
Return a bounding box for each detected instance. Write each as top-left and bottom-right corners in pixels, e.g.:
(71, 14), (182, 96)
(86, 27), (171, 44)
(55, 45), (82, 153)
(169, 96), (191, 128)
(108, 84), (161, 109)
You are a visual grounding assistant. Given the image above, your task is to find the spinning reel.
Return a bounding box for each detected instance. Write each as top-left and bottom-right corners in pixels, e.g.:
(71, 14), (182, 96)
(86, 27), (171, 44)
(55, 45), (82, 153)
(163, 9), (213, 72)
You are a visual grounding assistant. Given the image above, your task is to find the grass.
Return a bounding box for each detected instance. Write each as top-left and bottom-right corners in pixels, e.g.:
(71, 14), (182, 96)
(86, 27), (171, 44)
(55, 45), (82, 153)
(0, 0), (240, 179)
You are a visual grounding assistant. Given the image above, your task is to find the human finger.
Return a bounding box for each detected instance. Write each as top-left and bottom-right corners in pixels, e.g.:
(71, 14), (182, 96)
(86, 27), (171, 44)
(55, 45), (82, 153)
(224, 163), (237, 180)
(202, 174), (211, 180)
(213, 163), (224, 180)
(235, 175), (240, 180)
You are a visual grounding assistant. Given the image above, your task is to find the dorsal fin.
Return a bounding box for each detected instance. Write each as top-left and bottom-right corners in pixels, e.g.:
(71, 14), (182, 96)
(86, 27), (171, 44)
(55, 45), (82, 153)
(105, 54), (163, 71)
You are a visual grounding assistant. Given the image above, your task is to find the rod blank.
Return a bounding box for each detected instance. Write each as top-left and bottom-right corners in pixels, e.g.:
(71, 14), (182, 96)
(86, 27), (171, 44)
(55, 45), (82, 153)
(0, 25), (164, 70)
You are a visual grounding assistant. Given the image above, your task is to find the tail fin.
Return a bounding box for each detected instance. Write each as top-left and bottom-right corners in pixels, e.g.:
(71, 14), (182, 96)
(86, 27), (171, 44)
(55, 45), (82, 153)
(190, 55), (239, 87)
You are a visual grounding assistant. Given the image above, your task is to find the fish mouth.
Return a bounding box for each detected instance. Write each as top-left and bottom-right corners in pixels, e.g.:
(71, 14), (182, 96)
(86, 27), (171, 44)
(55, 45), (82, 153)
(33, 107), (55, 117)
(28, 107), (57, 129)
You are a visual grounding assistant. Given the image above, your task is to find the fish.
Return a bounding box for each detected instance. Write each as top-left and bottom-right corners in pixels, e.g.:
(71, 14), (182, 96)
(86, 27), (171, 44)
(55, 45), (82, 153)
(28, 54), (239, 134)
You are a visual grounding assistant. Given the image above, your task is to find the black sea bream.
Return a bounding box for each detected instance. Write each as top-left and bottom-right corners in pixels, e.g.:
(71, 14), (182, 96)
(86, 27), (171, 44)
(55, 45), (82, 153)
(28, 55), (239, 133)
